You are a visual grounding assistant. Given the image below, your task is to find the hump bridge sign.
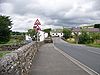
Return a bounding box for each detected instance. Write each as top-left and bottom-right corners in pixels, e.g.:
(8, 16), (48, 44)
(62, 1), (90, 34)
(34, 19), (41, 25)
(33, 19), (41, 31)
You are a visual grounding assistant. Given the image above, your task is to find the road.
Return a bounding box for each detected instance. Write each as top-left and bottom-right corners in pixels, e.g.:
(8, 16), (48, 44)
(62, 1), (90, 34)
(29, 44), (90, 75)
(53, 37), (100, 74)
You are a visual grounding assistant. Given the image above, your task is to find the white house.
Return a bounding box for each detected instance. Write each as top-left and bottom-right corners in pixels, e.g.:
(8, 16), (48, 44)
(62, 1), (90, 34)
(38, 31), (48, 41)
(25, 34), (32, 43)
(25, 31), (48, 42)
(50, 29), (63, 37)
(50, 32), (63, 37)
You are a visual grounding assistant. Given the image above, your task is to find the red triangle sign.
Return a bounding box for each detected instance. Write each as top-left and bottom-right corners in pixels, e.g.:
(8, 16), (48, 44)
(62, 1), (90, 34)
(37, 25), (41, 30)
(34, 19), (41, 25)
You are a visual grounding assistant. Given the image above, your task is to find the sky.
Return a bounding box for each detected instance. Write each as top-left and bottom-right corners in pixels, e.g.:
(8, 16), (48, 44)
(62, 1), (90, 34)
(0, 0), (100, 32)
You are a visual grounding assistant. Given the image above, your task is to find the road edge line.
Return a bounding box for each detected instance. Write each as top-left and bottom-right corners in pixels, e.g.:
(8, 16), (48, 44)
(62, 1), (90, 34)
(53, 44), (99, 75)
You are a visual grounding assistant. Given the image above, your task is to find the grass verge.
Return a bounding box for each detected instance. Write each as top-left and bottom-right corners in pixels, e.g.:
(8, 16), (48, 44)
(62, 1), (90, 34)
(86, 44), (100, 48)
(62, 38), (100, 48)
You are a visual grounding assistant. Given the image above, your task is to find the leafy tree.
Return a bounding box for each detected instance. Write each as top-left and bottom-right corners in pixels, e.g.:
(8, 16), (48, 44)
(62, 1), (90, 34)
(27, 29), (36, 40)
(43, 28), (51, 37)
(90, 32), (100, 40)
(94, 24), (100, 28)
(63, 28), (72, 39)
(0, 15), (12, 43)
(78, 31), (93, 44)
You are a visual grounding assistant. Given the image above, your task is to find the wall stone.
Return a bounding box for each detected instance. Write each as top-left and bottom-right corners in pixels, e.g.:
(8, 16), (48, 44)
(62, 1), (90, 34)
(0, 41), (44, 75)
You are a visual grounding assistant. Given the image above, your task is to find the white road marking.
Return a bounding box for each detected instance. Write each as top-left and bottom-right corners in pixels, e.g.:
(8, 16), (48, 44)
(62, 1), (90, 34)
(53, 44), (99, 75)
(59, 38), (100, 55)
(87, 50), (100, 55)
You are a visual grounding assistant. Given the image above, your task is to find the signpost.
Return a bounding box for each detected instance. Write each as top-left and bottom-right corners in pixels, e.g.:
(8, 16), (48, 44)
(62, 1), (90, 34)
(33, 19), (41, 51)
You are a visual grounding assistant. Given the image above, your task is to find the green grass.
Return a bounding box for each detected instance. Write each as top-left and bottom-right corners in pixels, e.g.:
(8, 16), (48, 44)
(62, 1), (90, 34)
(63, 38), (100, 48)
(86, 44), (100, 48)
(0, 51), (11, 58)
(0, 37), (25, 58)
(0, 38), (24, 58)
(0, 39), (14, 57)
(0, 38), (24, 46)
(6, 39), (21, 45)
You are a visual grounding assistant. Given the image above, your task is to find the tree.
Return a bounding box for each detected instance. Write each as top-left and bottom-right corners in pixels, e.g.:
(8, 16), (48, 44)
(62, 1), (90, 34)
(78, 31), (93, 44)
(63, 28), (72, 39)
(94, 24), (100, 28)
(0, 15), (12, 43)
(90, 32), (100, 40)
(27, 29), (36, 40)
(43, 28), (51, 37)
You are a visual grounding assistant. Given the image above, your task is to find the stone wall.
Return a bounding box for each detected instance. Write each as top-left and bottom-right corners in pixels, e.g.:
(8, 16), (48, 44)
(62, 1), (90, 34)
(0, 41), (44, 75)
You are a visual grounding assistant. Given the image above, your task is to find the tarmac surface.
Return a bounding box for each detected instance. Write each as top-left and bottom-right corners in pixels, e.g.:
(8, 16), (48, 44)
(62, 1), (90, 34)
(29, 43), (90, 75)
(54, 37), (100, 74)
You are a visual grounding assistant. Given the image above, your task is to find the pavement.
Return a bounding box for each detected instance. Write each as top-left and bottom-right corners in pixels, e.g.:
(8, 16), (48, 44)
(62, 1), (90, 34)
(29, 43), (90, 75)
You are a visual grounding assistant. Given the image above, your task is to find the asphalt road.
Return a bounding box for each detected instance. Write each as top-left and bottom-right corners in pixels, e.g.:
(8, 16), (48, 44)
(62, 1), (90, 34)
(53, 37), (100, 74)
(29, 44), (90, 75)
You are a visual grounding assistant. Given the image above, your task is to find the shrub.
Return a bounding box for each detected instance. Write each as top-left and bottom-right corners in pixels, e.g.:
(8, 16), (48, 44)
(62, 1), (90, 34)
(78, 31), (93, 44)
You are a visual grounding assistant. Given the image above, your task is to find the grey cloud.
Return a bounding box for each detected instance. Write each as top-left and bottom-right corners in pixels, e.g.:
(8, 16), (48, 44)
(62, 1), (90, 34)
(92, 0), (100, 11)
(0, 0), (5, 3)
(0, 0), (100, 32)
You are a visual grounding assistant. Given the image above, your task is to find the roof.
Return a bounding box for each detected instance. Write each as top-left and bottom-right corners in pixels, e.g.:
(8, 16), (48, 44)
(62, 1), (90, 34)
(72, 28), (100, 32)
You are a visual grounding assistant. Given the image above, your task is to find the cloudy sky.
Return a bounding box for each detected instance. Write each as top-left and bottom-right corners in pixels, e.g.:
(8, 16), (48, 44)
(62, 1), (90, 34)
(0, 0), (100, 32)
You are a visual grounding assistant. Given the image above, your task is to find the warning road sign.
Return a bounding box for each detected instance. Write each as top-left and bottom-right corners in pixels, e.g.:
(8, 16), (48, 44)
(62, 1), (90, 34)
(34, 19), (41, 25)
(33, 19), (41, 31)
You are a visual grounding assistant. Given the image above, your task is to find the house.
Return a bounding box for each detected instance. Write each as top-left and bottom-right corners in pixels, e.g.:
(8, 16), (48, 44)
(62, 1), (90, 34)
(72, 27), (100, 32)
(80, 24), (94, 28)
(38, 31), (48, 41)
(50, 29), (63, 37)
(25, 34), (32, 43)
(50, 32), (63, 37)
(25, 31), (48, 42)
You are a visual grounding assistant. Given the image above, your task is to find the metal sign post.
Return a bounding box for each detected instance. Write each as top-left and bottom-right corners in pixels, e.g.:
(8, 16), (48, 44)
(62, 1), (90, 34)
(33, 19), (41, 51)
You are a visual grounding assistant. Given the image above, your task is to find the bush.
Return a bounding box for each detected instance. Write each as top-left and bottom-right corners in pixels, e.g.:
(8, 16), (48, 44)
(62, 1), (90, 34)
(94, 24), (100, 28)
(78, 32), (93, 44)
(63, 28), (72, 39)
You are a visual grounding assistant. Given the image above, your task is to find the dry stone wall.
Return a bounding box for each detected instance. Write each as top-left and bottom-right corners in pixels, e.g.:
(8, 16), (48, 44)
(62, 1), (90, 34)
(0, 42), (44, 75)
